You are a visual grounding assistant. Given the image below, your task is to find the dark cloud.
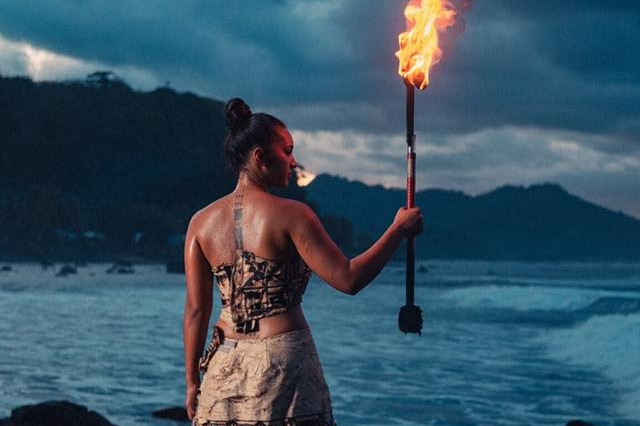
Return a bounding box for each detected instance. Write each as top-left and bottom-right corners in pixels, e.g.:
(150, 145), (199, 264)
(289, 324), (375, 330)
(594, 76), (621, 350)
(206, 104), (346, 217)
(0, 0), (638, 215)
(2, 1), (637, 139)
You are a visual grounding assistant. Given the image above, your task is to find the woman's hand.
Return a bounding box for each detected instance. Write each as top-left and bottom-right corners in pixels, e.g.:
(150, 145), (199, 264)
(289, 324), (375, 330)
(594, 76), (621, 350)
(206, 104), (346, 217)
(185, 381), (200, 420)
(393, 207), (424, 238)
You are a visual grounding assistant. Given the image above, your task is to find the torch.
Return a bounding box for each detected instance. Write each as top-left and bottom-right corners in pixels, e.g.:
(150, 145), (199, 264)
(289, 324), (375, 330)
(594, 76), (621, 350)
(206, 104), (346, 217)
(396, 0), (459, 334)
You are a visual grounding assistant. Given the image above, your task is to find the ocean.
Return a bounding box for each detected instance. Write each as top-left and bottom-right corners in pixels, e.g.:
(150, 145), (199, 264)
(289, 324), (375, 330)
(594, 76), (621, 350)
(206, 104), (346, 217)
(1, 261), (639, 426)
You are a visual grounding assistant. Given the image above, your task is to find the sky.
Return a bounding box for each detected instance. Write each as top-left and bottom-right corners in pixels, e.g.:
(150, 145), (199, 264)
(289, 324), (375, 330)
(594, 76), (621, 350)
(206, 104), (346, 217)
(0, 0), (638, 218)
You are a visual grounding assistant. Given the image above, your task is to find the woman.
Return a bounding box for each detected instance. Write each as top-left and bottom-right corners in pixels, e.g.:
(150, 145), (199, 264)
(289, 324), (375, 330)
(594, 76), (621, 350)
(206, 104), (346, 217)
(184, 98), (423, 425)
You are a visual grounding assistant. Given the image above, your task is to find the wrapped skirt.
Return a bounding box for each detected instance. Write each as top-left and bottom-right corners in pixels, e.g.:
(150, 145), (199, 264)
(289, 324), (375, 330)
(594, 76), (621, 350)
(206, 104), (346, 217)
(193, 328), (335, 426)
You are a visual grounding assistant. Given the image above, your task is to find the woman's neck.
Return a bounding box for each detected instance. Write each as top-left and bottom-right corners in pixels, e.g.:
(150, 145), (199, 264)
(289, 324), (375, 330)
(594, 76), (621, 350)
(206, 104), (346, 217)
(235, 170), (268, 193)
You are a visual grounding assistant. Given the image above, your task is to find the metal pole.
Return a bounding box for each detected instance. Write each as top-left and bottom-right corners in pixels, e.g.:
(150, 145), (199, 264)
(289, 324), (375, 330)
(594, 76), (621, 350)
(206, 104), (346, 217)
(398, 81), (423, 335)
(406, 83), (416, 307)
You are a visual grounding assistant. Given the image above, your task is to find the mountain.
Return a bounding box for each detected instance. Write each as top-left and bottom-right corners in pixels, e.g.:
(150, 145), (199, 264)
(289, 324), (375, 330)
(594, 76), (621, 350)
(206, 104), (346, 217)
(306, 174), (640, 261)
(1, 73), (638, 261)
(0, 72), (230, 207)
(0, 72), (307, 261)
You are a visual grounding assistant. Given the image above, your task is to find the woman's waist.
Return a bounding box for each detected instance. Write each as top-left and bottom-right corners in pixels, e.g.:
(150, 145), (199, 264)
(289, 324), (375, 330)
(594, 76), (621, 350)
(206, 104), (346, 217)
(216, 305), (308, 341)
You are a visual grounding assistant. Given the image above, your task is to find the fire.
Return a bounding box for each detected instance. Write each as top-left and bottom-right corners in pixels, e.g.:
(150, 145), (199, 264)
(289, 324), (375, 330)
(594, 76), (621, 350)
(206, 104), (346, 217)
(396, 0), (458, 90)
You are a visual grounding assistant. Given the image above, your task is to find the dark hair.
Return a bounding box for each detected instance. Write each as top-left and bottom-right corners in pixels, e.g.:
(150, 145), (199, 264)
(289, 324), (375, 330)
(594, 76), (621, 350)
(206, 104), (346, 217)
(223, 98), (285, 175)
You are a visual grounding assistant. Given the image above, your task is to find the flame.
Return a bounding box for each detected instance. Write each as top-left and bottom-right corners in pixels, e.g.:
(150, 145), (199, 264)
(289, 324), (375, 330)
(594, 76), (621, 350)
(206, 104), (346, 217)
(396, 0), (457, 90)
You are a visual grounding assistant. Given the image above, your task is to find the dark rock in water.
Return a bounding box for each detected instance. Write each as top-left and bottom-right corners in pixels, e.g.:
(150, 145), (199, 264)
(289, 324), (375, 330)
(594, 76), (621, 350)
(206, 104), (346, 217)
(166, 259), (185, 274)
(152, 406), (189, 422)
(1, 265), (12, 272)
(106, 261), (135, 274)
(581, 297), (640, 316)
(2, 400), (115, 426)
(417, 265), (428, 273)
(56, 264), (77, 277)
(566, 420), (596, 426)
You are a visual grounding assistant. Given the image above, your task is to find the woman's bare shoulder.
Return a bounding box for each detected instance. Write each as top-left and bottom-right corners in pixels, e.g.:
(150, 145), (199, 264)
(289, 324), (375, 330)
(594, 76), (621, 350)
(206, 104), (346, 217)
(188, 195), (232, 231)
(265, 195), (315, 218)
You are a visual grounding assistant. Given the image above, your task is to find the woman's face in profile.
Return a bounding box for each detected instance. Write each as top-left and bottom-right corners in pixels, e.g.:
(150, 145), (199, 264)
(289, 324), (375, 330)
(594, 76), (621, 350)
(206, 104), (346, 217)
(265, 126), (297, 188)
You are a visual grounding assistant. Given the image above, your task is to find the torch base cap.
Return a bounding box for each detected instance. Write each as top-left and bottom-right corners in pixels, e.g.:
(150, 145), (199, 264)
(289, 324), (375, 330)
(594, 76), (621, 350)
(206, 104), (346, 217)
(398, 304), (423, 334)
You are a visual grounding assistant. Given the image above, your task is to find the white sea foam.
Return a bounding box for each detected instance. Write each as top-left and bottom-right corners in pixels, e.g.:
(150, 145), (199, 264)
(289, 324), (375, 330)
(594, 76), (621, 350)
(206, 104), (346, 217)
(439, 285), (631, 312)
(539, 314), (640, 421)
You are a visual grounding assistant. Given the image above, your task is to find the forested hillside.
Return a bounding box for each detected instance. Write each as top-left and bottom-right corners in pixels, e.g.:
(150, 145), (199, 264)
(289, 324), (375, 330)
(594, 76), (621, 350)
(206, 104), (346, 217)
(2, 73), (638, 262)
(306, 174), (640, 261)
(0, 72), (307, 260)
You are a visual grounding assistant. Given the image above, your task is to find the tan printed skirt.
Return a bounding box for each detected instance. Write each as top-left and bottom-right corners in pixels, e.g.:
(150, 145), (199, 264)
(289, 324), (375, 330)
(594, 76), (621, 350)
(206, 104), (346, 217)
(193, 328), (335, 426)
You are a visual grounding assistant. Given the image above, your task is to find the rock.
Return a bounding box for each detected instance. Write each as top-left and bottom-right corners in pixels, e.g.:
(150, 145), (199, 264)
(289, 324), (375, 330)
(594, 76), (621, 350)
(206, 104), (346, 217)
(56, 264), (77, 277)
(1, 265), (12, 272)
(3, 400), (115, 426)
(152, 406), (189, 422)
(566, 421), (596, 426)
(106, 261), (134, 274)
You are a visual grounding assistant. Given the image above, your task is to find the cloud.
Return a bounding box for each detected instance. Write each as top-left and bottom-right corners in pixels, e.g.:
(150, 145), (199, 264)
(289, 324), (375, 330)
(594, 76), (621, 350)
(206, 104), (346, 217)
(0, 34), (162, 88)
(0, 0), (638, 216)
(292, 126), (640, 217)
(1, 1), (638, 137)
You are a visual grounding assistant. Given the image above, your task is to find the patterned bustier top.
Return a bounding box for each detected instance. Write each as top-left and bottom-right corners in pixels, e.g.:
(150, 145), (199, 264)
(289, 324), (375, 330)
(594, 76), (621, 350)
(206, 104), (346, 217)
(213, 249), (312, 334)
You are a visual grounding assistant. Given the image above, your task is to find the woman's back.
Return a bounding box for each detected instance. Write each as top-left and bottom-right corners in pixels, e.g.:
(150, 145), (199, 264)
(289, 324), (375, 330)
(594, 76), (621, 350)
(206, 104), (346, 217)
(189, 186), (313, 339)
(193, 188), (303, 269)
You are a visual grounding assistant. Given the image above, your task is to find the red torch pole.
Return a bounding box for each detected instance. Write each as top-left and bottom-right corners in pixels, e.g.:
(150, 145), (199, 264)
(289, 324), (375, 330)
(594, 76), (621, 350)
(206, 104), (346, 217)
(406, 82), (416, 305)
(399, 81), (423, 334)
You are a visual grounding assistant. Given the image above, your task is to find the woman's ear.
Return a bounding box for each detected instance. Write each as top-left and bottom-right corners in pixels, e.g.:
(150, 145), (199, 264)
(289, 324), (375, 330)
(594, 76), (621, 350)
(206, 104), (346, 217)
(252, 147), (268, 168)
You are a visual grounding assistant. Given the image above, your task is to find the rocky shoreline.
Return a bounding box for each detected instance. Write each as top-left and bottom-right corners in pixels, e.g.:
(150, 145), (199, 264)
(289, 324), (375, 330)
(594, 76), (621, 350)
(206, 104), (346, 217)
(0, 400), (598, 425)
(0, 401), (189, 426)
(0, 258), (184, 277)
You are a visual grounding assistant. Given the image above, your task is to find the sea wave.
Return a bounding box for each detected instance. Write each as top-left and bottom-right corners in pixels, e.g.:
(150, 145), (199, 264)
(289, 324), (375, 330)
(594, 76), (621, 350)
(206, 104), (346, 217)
(438, 285), (609, 312)
(537, 313), (640, 422)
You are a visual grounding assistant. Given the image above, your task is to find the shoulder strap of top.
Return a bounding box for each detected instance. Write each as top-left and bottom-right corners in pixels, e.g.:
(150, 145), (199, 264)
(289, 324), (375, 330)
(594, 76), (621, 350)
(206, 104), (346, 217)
(233, 189), (244, 250)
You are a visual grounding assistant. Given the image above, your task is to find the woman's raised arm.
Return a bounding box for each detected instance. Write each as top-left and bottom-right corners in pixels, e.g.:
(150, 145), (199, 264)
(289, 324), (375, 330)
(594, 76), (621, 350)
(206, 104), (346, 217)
(288, 202), (423, 295)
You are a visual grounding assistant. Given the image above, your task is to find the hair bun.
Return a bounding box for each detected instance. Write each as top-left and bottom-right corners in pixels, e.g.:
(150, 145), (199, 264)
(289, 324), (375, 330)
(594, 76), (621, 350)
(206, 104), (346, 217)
(224, 98), (252, 130)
